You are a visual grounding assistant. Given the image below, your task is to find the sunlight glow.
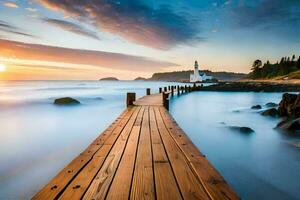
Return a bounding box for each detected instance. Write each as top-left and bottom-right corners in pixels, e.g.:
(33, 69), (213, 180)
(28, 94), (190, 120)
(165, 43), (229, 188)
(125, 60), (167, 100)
(0, 64), (7, 72)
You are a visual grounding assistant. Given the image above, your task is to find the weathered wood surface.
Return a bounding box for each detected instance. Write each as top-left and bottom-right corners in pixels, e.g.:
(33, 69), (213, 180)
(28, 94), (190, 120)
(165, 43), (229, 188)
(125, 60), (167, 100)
(33, 88), (239, 200)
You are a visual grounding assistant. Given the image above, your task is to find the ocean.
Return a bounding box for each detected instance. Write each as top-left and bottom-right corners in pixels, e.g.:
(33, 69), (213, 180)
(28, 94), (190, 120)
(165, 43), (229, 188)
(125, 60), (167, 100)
(0, 81), (299, 199)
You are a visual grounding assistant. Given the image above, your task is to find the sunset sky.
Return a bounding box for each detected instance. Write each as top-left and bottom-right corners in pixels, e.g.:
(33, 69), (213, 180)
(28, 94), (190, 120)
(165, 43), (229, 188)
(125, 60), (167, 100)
(0, 0), (299, 80)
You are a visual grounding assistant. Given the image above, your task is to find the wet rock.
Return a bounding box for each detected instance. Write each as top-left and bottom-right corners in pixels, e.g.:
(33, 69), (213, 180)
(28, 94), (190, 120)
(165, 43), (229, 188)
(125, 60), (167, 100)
(265, 102), (278, 107)
(229, 126), (254, 133)
(277, 118), (300, 132)
(54, 97), (80, 105)
(261, 108), (279, 117)
(251, 105), (262, 109)
(278, 93), (300, 118)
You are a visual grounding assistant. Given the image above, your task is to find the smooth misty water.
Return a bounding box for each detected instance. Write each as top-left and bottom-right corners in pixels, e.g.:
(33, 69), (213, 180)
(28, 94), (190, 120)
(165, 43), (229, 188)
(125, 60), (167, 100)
(0, 81), (299, 199)
(170, 92), (300, 200)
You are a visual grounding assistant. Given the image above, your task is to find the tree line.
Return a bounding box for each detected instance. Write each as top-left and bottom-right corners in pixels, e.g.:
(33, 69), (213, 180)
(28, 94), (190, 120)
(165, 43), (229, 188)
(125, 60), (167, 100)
(250, 55), (300, 79)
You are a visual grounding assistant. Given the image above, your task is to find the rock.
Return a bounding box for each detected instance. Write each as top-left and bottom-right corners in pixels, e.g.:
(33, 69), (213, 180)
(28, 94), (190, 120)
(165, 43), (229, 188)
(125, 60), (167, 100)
(54, 97), (80, 105)
(278, 93), (300, 117)
(261, 108), (279, 117)
(265, 102), (278, 107)
(99, 77), (118, 81)
(277, 118), (300, 132)
(251, 105), (262, 109)
(229, 126), (254, 133)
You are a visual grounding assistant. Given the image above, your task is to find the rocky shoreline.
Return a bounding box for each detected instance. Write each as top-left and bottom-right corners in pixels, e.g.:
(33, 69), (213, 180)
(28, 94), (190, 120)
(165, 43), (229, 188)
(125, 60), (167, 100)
(199, 82), (300, 92)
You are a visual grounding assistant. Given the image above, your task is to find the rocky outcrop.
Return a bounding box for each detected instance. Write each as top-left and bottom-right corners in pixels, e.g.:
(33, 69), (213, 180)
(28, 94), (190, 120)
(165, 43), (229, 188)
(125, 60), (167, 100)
(276, 93), (300, 132)
(200, 82), (300, 92)
(229, 126), (254, 133)
(54, 97), (80, 105)
(251, 105), (262, 109)
(261, 108), (279, 117)
(278, 93), (300, 117)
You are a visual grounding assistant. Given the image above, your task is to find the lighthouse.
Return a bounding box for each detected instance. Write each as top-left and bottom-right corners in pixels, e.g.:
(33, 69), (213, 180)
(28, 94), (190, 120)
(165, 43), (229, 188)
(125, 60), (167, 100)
(190, 60), (213, 82)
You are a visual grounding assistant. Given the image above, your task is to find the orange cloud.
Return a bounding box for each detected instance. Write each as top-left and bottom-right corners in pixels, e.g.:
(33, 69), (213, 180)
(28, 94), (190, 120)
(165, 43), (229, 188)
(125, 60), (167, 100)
(0, 39), (178, 72)
(3, 2), (19, 8)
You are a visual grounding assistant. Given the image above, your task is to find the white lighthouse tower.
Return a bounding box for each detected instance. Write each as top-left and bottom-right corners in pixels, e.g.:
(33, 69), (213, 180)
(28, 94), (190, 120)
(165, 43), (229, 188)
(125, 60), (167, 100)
(190, 61), (202, 82)
(190, 60), (213, 82)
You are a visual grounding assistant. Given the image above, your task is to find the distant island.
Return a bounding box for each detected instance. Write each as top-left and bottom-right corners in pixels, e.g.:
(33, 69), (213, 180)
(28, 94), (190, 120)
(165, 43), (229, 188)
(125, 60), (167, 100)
(134, 77), (147, 81)
(148, 70), (246, 82)
(99, 77), (119, 81)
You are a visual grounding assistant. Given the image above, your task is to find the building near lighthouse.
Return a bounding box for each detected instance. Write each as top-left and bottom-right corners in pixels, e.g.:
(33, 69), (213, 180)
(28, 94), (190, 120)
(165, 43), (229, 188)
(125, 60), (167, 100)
(190, 61), (213, 82)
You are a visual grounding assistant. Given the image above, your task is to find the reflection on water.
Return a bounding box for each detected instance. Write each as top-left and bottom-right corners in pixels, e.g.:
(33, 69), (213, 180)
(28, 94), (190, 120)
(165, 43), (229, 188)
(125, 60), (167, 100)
(170, 92), (300, 200)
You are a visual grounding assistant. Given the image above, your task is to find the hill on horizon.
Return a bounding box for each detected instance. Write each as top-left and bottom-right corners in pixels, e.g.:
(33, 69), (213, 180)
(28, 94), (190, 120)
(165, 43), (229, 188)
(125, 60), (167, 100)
(148, 70), (247, 82)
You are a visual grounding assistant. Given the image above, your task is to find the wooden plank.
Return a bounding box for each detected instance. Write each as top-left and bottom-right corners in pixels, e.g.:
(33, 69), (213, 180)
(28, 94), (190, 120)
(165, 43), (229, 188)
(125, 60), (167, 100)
(149, 106), (182, 200)
(105, 108), (145, 200)
(159, 107), (239, 200)
(154, 106), (210, 200)
(32, 107), (135, 200)
(130, 106), (155, 200)
(82, 106), (143, 200)
(59, 107), (142, 199)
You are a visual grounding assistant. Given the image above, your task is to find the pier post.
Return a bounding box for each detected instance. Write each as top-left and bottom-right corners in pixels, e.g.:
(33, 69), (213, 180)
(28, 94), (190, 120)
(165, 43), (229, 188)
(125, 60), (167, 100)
(168, 86), (171, 90)
(189, 85), (191, 92)
(184, 85), (187, 93)
(159, 87), (162, 93)
(126, 92), (136, 107)
(164, 87), (167, 92)
(177, 85), (180, 96)
(171, 86), (174, 96)
(146, 88), (151, 95)
(162, 92), (169, 110)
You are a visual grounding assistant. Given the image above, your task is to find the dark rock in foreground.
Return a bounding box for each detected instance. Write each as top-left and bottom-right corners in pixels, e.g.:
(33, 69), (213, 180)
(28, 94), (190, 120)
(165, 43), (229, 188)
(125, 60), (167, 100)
(54, 97), (80, 105)
(200, 82), (300, 92)
(278, 93), (300, 117)
(229, 126), (254, 133)
(251, 105), (262, 109)
(265, 102), (278, 107)
(261, 108), (279, 117)
(277, 118), (300, 132)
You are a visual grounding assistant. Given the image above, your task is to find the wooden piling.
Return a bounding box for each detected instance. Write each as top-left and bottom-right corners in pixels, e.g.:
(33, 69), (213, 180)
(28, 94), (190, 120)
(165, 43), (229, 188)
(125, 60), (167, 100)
(159, 87), (162, 93)
(171, 86), (174, 96)
(126, 92), (136, 107)
(164, 87), (167, 92)
(162, 92), (169, 110)
(146, 88), (151, 95)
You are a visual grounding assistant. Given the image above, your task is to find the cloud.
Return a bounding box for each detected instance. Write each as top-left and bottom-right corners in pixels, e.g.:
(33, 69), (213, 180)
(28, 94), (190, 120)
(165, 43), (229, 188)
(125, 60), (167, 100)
(36, 0), (200, 49)
(42, 18), (99, 40)
(26, 7), (37, 12)
(235, 0), (300, 28)
(3, 2), (19, 8)
(0, 39), (178, 72)
(0, 20), (36, 38)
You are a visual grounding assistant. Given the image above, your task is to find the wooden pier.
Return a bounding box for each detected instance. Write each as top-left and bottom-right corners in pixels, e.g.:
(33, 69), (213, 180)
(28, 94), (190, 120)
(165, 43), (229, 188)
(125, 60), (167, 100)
(33, 85), (239, 200)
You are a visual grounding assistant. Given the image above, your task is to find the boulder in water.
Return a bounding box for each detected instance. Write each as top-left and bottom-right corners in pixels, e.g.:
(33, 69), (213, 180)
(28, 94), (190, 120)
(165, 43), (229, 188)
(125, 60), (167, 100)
(229, 126), (254, 133)
(54, 97), (80, 105)
(251, 105), (262, 109)
(261, 108), (279, 117)
(278, 93), (300, 118)
(277, 118), (300, 132)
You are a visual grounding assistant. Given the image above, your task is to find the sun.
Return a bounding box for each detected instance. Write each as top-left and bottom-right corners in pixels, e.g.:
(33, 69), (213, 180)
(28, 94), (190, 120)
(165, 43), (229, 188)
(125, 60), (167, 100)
(0, 64), (7, 72)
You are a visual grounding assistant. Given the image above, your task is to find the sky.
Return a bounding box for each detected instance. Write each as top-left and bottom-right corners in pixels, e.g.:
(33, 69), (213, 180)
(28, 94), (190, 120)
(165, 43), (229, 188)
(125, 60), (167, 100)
(0, 0), (299, 80)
